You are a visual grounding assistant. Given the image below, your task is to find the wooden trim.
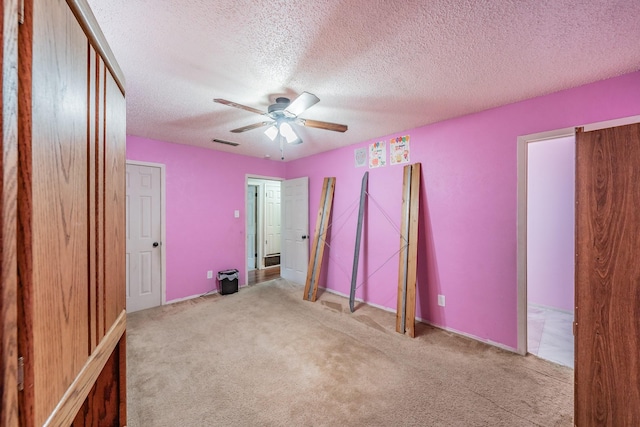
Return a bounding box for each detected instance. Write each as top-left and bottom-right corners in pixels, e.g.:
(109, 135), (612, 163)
(118, 333), (127, 425)
(582, 114), (640, 132)
(103, 70), (127, 322)
(43, 309), (126, 427)
(87, 45), (98, 352)
(16, 0), (35, 423)
(70, 342), (121, 426)
(65, 0), (125, 95)
(96, 55), (106, 339)
(1, 0), (20, 424)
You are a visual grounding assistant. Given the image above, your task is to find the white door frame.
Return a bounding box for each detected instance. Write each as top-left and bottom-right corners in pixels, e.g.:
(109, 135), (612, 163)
(126, 160), (167, 305)
(516, 114), (640, 355)
(245, 174), (283, 285)
(248, 179), (265, 269)
(247, 184), (259, 270)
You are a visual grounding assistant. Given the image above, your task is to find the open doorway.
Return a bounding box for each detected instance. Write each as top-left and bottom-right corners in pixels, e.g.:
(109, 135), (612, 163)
(525, 135), (575, 368)
(518, 116), (640, 361)
(246, 177), (282, 285)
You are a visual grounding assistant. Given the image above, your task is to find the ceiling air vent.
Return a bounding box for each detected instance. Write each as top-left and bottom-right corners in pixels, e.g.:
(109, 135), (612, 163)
(212, 139), (239, 147)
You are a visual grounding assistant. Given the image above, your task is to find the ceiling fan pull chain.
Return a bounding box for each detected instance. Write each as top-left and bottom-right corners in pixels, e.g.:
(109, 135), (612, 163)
(280, 136), (285, 160)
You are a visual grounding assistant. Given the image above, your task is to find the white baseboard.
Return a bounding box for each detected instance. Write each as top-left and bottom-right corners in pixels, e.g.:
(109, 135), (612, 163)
(165, 283), (253, 305)
(320, 286), (518, 354)
(165, 292), (210, 304)
(418, 320), (518, 353)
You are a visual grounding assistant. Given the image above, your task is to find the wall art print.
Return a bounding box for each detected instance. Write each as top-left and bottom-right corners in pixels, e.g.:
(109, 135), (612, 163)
(390, 135), (410, 165)
(354, 147), (367, 167)
(369, 141), (386, 168)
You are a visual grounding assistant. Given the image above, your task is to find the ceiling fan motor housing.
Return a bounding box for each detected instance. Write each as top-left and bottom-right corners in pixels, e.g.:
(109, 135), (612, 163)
(268, 97), (291, 115)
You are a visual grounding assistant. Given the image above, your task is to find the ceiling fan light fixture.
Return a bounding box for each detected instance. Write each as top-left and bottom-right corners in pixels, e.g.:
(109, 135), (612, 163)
(279, 122), (301, 144)
(264, 125), (278, 141)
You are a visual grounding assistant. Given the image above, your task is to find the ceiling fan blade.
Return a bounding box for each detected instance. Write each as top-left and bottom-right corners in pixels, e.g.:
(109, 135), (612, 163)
(214, 98), (266, 116)
(298, 118), (348, 133)
(230, 121), (274, 133)
(285, 92), (320, 116)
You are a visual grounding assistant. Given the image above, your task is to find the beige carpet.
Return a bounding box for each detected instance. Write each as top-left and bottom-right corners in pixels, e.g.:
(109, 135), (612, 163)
(126, 279), (573, 426)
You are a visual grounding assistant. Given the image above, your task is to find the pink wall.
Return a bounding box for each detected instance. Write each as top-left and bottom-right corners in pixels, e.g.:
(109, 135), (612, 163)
(286, 71), (640, 349)
(126, 137), (286, 302)
(127, 71), (639, 349)
(527, 137), (575, 312)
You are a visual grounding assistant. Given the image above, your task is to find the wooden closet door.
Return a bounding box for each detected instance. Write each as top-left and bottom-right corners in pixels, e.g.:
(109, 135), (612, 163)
(19, 1), (89, 424)
(2, 0), (20, 425)
(16, 0), (126, 424)
(575, 123), (640, 426)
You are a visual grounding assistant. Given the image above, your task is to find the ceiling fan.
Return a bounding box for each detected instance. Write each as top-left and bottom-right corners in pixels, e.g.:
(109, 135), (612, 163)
(214, 92), (347, 158)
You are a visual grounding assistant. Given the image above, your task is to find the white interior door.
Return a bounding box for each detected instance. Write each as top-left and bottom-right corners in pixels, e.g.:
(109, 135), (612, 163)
(126, 163), (162, 312)
(281, 177), (309, 284)
(264, 181), (281, 255)
(247, 185), (258, 270)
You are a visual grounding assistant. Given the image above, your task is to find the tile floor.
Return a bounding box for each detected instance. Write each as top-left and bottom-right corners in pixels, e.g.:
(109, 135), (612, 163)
(528, 304), (574, 368)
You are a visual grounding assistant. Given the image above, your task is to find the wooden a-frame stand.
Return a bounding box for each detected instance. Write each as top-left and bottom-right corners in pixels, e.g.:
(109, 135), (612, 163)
(303, 177), (336, 302)
(396, 163), (421, 337)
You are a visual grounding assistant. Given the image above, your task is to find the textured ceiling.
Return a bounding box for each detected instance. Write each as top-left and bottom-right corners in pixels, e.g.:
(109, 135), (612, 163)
(87, 0), (640, 161)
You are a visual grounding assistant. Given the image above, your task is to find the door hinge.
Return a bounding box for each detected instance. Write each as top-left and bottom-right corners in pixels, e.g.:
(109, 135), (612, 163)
(573, 322), (577, 336)
(18, 356), (24, 391)
(18, 0), (25, 24)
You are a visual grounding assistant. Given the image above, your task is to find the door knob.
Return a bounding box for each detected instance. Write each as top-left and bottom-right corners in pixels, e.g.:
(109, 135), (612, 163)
(153, 242), (159, 247)
(302, 235), (308, 240)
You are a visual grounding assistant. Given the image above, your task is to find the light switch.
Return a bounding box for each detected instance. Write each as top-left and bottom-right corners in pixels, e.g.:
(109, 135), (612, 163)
(234, 210), (240, 218)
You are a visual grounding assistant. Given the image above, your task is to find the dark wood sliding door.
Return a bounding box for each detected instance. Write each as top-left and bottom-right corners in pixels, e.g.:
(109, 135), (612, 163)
(575, 123), (640, 426)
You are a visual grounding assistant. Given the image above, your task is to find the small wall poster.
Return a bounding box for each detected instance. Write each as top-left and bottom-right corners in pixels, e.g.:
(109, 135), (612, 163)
(369, 141), (386, 168)
(354, 147), (367, 167)
(390, 135), (410, 165)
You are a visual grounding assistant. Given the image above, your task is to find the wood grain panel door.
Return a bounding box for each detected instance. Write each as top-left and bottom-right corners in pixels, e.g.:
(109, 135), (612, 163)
(20, 1), (90, 424)
(15, 0), (127, 424)
(575, 123), (640, 426)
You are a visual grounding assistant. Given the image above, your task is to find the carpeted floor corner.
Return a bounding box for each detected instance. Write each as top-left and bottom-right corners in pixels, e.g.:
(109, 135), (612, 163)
(126, 279), (573, 426)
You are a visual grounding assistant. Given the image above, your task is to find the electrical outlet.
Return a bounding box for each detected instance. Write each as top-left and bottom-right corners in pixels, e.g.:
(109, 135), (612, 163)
(437, 294), (445, 307)
(207, 270), (213, 279)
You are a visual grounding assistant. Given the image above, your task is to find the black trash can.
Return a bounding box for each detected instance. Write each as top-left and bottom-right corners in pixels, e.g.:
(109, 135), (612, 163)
(217, 269), (239, 295)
